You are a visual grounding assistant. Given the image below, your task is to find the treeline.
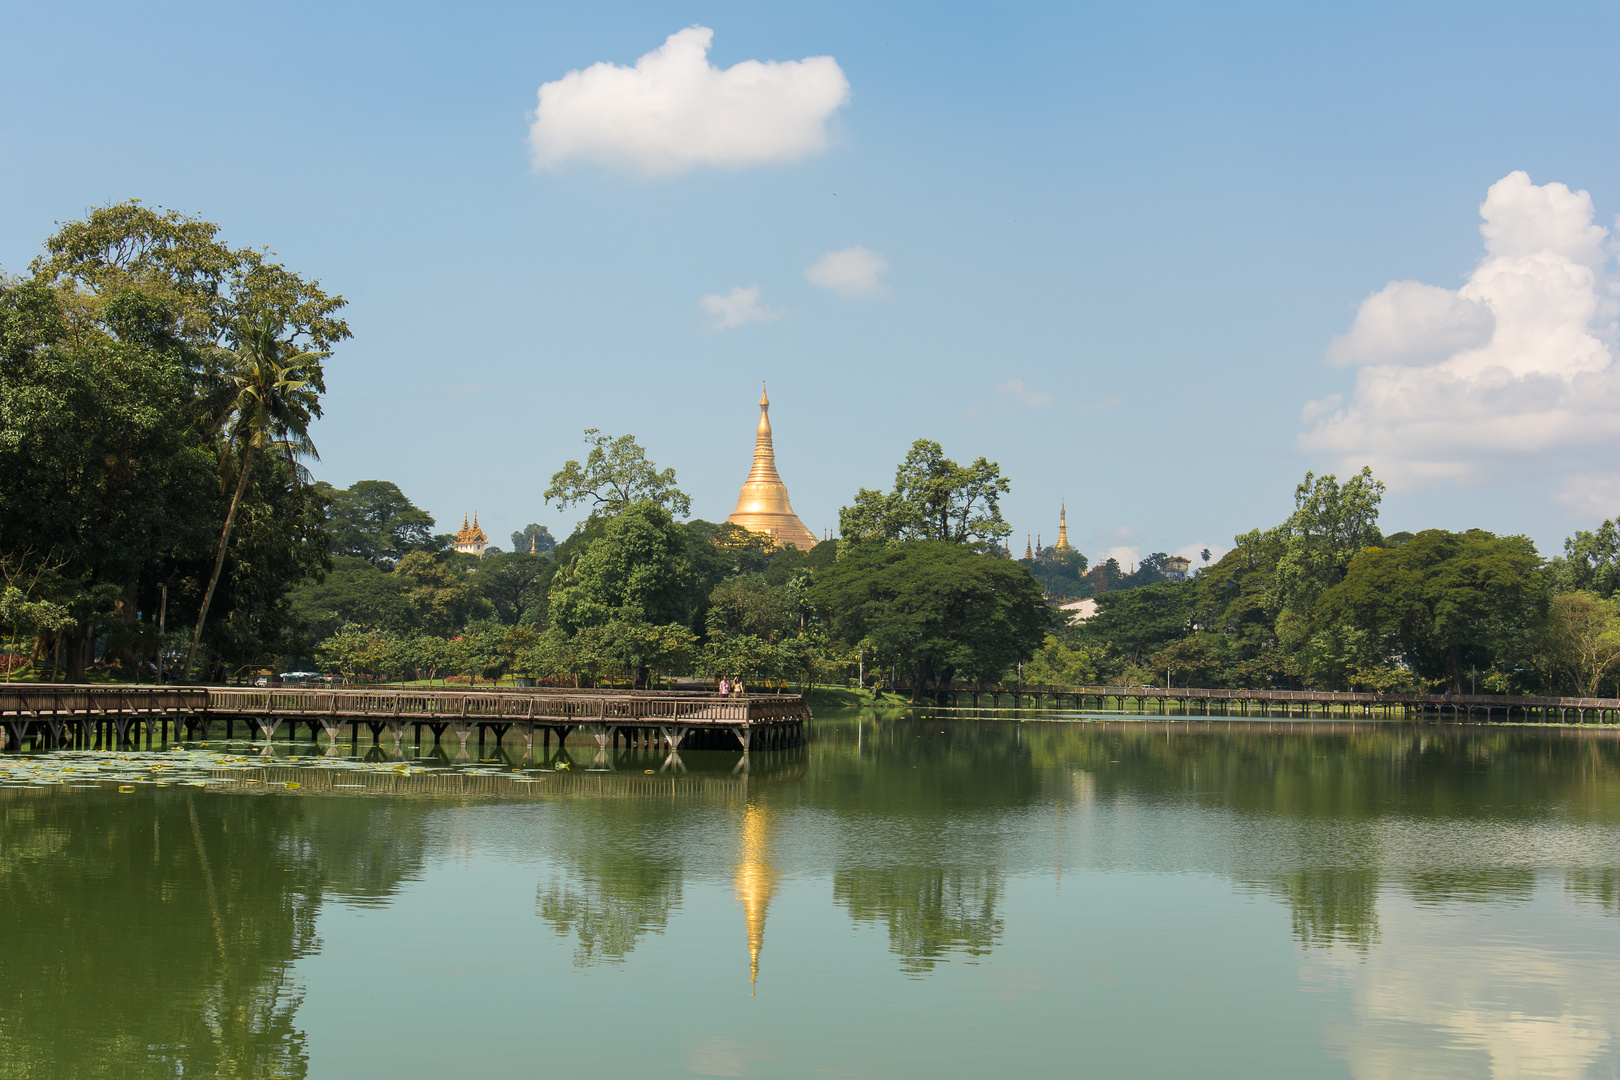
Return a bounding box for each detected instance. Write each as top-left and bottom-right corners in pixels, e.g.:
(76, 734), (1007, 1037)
(300, 435), (1048, 695)
(1028, 469), (1620, 696)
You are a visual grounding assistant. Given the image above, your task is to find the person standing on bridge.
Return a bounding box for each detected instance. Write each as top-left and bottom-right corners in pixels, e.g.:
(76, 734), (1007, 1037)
(735, 678), (746, 697)
(719, 677), (730, 697)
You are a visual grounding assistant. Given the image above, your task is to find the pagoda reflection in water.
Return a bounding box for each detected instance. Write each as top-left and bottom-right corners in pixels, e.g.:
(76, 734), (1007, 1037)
(734, 800), (777, 994)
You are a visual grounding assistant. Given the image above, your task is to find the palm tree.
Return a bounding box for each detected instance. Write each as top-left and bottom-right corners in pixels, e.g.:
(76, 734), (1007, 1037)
(183, 316), (327, 681)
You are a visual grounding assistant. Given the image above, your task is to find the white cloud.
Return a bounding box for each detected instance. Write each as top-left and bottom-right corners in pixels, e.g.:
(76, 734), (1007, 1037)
(805, 246), (890, 298)
(700, 285), (780, 329)
(996, 379), (1054, 408)
(529, 27), (850, 175)
(1301, 171), (1620, 493)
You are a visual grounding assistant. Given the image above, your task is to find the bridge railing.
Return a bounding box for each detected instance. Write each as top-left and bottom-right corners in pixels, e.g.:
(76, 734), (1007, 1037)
(896, 683), (1620, 711)
(0, 686), (209, 719)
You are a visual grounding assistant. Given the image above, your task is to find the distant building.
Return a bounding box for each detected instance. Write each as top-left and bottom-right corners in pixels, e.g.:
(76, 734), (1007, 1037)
(453, 513), (489, 557)
(1164, 555), (1191, 582)
(1055, 504), (1073, 551)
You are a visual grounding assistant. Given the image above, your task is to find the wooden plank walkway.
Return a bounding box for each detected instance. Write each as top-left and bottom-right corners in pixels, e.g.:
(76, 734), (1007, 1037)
(0, 685), (810, 752)
(894, 683), (1620, 724)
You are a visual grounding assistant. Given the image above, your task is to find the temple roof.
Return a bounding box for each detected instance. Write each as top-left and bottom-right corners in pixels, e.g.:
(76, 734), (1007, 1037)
(454, 513), (487, 544)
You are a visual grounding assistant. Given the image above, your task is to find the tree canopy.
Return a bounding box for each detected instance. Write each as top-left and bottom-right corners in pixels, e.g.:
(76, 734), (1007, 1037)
(809, 540), (1048, 696)
(317, 480), (440, 567)
(839, 439), (1012, 550)
(544, 429), (691, 520)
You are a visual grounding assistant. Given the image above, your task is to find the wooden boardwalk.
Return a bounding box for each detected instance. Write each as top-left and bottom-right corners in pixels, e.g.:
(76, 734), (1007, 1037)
(0, 685), (810, 752)
(894, 683), (1620, 724)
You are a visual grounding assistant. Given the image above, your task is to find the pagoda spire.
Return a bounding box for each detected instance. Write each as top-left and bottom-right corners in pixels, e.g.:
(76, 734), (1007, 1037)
(726, 383), (818, 552)
(1057, 504), (1070, 551)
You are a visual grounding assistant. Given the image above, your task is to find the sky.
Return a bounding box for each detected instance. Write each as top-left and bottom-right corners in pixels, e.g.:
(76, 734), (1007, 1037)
(5, 0), (1620, 568)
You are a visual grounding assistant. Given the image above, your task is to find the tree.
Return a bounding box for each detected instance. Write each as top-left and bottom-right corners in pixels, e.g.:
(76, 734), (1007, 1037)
(393, 552), (488, 637)
(286, 556), (414, 643)
(839, 439), (1012, 549)
(809, 541), (1048, 698)
(1021, 546), (1090, 599)
(1314, 529), (1543, 691)
(1550, 519), (1620, 598)
(184, 316), (327, 680)
(1271, 467), (1385, 648)
(317, 480), (439, 567)
(548, 501), (692, 633)
(29, 200), (350, 356)
(510, 524), (557, 555)
(4, 204), (348, 680)
(1541, 591), (1620, 696)
(544, 430), (690, 519)
(0, 282), (216, 679)
(471, 551), (553, 625)
(705, 575), (799, 641)
(1076, 583), (1197, 670)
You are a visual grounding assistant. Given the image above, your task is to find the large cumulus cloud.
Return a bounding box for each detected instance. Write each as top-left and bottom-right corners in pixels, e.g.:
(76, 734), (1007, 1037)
(1301, 172), (1620, 493)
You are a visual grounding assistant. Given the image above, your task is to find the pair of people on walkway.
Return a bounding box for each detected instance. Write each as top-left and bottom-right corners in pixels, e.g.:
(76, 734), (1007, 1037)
(718, 677), (747, 697)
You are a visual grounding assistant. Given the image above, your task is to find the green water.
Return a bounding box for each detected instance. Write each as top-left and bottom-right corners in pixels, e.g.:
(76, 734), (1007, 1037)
(3, 710), (1619, 1079)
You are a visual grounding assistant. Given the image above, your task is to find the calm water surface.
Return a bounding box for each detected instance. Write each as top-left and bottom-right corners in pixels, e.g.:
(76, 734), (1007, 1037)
(3, 709), (1618, 1079)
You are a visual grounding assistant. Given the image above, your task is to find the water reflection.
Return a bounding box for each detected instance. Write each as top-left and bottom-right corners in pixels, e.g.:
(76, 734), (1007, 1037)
(2, 717), (1617, 1079)
(0, 788), (433, 1079)
(1310, 892), (1620, 1079)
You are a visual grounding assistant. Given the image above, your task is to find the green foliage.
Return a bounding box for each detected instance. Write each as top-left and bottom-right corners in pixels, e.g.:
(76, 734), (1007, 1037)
(1271, 467), (1385, 649)
(1021, 635), (1104, 686)
(1534, 590), (1620, 696)
(510, 523), (557, 555)
(0, 204), (347, 681)
(840, 439), (1012, 550)
(548, 501), (692, 632)
(706, 574), (799, 641)
(393, 551), (489, 637)
(470, 551), (553, 625)
(1549, 518), (1620, 598)
(545, 429), (691, 519)
(1077, 583), (1197, 667)
(1020, 546), (1090, 599)
(810, 540), (1048, 693)
(317, 480), (440, 566)
(1314, 529), (1543, 691)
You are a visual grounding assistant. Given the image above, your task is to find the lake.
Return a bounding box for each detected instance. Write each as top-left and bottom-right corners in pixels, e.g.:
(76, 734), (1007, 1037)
(2, 709), (1617, 1079)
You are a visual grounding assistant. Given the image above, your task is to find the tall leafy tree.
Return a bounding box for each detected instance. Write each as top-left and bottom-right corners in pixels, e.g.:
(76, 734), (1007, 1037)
(545, 429), (691, 519)
(316, 479), (440, 566)
(810, 540), (1047, 698)
(184, 316), (326, 678)
(1314, 529), (1543, 691)
(839, 439), (1012, 550)
(1271, 467), (1385, 648)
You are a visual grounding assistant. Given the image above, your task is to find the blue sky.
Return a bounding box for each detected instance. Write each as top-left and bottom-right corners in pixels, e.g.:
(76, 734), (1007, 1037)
(6, 1), (1620, 565)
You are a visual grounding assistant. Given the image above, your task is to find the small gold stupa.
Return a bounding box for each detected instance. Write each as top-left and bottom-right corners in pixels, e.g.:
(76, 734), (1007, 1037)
(725, 383), (818, 552)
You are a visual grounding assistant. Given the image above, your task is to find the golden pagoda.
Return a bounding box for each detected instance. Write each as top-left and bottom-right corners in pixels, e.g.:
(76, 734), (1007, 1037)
(1056, 504), (1072, 551)
(734, 801), (777, 994)
(725, 384), (819, 552)
(453, 513), (488, 557)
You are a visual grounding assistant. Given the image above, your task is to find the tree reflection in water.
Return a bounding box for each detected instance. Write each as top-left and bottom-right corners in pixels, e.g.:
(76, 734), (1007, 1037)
(0, 788), (433, 1080)
(834, 866), (1003, 975)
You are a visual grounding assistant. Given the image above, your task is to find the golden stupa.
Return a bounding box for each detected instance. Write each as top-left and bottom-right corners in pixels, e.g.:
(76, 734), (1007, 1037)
(725, 384), (819, 552)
